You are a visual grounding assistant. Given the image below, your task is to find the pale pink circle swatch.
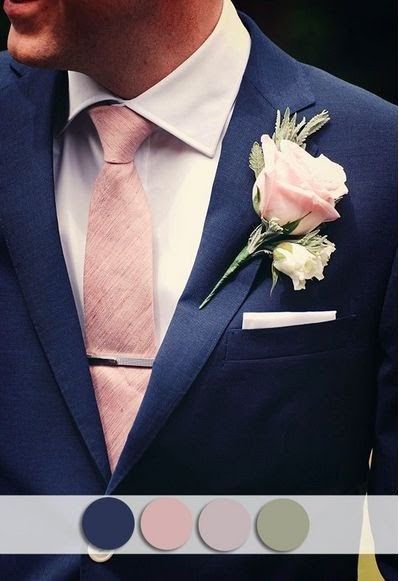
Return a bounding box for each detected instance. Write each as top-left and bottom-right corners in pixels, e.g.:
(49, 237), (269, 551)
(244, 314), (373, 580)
(198, 498), (251, 552)
(140, 498), (193, 551)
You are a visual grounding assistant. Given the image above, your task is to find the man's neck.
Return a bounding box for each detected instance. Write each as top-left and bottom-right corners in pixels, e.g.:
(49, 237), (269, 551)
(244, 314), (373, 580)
(79, 0), (223, 100)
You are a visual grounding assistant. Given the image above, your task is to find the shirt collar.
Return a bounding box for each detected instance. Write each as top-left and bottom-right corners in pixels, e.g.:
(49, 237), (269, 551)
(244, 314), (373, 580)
(66, 0), (251, 157)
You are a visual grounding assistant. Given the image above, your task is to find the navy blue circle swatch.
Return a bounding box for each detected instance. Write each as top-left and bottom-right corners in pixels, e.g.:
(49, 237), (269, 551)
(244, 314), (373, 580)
(81, 497), (135, 550)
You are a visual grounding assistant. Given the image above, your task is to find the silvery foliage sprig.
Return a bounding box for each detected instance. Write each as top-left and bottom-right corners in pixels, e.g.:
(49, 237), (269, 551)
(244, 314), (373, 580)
(199, 108), (330, 309)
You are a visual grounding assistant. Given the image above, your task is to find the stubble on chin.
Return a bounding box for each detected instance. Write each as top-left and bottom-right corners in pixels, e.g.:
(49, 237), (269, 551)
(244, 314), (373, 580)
(7, 21), (75, 71)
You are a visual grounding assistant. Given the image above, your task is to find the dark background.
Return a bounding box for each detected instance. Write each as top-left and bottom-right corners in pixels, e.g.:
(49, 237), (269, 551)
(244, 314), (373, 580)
(0, 1), (397, 104)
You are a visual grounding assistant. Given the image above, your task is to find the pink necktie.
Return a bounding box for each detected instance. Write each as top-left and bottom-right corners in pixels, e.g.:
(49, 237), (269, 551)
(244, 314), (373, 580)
(84, 104), (157, 472)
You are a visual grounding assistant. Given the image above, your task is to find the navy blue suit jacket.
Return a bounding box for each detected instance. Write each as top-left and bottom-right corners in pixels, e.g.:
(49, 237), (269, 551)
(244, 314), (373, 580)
(0, 12), (397, 581)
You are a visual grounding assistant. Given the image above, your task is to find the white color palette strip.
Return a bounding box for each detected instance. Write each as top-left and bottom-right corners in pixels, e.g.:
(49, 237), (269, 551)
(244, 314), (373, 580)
(0, 495), (395, 554)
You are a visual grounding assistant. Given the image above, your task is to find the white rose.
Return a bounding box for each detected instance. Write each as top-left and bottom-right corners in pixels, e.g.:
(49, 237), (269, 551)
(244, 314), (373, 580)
(273, 240), (335, 290)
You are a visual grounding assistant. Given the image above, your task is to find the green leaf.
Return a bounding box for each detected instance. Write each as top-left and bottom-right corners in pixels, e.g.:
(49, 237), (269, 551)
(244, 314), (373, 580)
(287, 112), (297, 140)
(199, 246), (250, 309)
(274, 109), (281, 136)
(249, 142), (265, 178)
(291, 116), (306, 139)
(282, 218), (302, 235)
(276, 108), (292, 144)
(252, 186), (261, 216)
(273, 108), (330, 149)
(282, 212), (311, 235)
(282, 107), (291, 127)
(297, 229), (321, 246)
(296, 110), (330, 147)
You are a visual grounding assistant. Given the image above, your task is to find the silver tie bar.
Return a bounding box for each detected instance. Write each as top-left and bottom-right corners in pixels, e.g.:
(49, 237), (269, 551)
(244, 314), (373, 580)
(87, 355), (154, 368)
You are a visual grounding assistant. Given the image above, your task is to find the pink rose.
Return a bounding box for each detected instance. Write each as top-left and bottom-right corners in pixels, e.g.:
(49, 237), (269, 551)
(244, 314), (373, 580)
(254, 135), (348, 235)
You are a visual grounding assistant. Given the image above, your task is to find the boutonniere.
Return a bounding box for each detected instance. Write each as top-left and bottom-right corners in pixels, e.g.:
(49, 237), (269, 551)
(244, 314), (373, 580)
(199, 108), (348, 309)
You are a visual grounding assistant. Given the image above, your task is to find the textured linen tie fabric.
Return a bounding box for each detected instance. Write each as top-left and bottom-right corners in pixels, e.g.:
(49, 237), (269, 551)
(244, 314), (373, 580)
(84, 104), (157, 472)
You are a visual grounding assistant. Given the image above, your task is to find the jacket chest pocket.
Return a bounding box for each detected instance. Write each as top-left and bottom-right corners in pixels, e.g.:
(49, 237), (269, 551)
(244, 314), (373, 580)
(224, 314), (357, 361)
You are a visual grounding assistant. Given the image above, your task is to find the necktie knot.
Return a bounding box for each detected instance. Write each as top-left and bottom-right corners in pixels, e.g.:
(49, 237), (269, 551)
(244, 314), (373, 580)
(89, 104), (154, 164)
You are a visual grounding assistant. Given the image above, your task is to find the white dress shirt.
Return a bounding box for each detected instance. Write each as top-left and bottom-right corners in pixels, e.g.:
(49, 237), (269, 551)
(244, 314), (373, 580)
(53, 0), (251, 345)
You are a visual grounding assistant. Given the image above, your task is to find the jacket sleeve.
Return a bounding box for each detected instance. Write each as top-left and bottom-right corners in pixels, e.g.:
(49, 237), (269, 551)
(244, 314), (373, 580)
(367, 251), (398, 581)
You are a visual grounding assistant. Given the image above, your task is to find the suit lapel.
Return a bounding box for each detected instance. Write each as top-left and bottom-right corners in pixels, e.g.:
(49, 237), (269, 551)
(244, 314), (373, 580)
(0, 68), (111, 483)
(108, 15), (316, 492)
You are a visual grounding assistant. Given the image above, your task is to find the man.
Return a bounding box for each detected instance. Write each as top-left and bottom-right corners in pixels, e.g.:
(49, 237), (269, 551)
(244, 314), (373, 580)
(0, 0), (396, 579)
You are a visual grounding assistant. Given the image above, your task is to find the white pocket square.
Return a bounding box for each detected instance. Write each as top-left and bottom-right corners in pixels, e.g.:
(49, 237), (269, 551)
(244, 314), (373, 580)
(242, 311), (337, 330)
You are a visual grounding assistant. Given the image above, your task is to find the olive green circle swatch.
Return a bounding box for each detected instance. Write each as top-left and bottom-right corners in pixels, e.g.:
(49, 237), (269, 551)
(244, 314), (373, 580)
(256, 499), (310, 552)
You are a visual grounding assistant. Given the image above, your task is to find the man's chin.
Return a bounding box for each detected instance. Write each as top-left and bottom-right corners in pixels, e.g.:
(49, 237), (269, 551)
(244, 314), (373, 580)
(7, 27), (61, 69)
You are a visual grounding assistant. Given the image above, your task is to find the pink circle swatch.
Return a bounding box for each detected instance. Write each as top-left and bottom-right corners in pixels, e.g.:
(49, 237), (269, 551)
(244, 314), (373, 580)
(140, 498), (193, 551)
(198, 498), (251, 552)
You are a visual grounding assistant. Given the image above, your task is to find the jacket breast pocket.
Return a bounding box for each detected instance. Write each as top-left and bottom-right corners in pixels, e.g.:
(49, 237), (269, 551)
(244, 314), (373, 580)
(224, 314), (357, 361)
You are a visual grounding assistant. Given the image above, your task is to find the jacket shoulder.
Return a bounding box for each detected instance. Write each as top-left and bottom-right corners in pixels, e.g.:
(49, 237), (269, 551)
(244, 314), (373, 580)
(300, 61), (397, 177)
(303, 62), (397, 127)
